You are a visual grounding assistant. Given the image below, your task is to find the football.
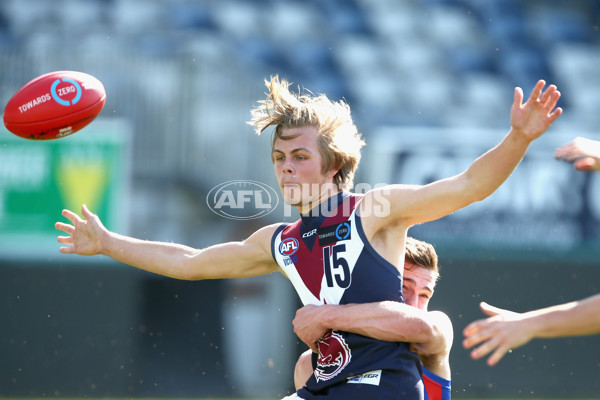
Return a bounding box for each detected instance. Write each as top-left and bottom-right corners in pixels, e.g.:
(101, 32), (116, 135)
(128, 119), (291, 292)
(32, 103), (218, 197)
(3, 70), (106, 140)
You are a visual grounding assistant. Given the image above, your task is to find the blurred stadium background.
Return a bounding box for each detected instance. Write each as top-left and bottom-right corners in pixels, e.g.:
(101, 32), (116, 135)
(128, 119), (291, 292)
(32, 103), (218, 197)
(1, 0), (599, 399)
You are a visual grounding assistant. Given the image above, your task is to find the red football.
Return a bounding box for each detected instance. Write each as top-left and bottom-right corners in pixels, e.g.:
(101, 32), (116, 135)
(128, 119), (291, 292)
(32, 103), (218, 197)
(3, 70), (106, 140)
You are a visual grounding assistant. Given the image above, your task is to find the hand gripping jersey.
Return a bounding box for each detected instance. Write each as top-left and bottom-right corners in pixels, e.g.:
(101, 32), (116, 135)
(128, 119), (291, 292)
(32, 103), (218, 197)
(272, 192), (423, 400)
(423, 366), (451, 400)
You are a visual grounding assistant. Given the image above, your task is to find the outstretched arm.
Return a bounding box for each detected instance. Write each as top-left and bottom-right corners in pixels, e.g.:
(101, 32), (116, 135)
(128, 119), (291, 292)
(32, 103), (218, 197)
(463, 294), (600, 366)
(55, 205), (279, 280)
(364, 80), (563, 229)
(555, 136), (600, 172)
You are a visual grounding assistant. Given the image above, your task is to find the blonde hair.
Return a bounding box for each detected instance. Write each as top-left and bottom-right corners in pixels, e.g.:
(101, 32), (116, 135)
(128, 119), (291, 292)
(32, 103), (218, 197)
(405, 236), (440, 282)
(248, 75), (365, 189)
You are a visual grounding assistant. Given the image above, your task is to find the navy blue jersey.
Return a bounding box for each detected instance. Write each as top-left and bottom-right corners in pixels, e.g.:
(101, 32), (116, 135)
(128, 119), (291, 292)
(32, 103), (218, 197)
(272, 192), (423, 399)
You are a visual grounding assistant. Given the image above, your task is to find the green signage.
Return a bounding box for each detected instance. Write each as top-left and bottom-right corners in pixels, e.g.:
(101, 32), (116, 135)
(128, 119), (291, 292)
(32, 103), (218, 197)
(0, 119), (130, 256)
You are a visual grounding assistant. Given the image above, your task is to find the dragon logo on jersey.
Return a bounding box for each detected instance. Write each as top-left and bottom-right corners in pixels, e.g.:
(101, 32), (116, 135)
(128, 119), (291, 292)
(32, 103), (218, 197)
(314, 330), (352, 382)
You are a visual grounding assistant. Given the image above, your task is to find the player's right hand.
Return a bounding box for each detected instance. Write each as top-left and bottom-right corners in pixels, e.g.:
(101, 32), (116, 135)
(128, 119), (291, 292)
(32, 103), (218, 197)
(293, 305), (331, 353)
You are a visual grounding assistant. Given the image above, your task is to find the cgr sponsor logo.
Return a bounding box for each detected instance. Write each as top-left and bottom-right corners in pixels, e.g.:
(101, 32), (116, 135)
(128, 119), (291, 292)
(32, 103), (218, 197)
(302, 228), (317, 238)
(347, 370), (382, 386)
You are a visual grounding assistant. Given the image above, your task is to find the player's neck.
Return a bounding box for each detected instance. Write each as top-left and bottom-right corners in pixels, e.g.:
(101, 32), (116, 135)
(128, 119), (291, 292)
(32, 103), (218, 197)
(297, 190), (346, 217)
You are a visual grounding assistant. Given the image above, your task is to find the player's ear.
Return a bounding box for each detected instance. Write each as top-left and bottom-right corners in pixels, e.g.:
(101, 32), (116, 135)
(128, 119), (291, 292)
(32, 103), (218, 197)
(326, 168), (339, 179)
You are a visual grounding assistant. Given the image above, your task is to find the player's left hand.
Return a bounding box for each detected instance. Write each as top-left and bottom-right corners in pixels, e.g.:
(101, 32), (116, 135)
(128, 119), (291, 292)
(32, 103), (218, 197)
(510, 80), (562, 142)
(293, 305), (331, 353)
(462, 302), (534, 366)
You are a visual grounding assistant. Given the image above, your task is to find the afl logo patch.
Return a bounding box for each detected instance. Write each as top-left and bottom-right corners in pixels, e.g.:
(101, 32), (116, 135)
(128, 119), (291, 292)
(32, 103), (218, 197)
(279, 238), (299, 257)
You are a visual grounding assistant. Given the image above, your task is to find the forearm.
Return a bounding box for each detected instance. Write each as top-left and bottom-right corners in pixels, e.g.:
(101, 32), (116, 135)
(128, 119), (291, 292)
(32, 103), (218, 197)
(102, 232), (275, 280)
(463, 129), (530, 201)
(524, 294), (600, 339)
(321, 301), (433, 343)
(101, 231), (206, 279)
(389, 130), (534, 226)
